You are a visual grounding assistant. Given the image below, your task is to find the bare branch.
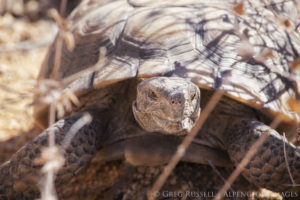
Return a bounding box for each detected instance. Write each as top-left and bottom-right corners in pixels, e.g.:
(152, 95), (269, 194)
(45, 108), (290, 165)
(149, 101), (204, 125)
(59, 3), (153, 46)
(62, 113), (92, 149)
(283, 132), (296, 186)
(148, 90), (224, 200)
(208, 160), (236, 193)
(214, 114), (283, 200)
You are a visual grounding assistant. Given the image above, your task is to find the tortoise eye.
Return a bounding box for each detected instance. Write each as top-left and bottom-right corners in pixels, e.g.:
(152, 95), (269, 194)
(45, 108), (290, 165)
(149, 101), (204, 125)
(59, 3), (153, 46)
(149, 91), (158, 100)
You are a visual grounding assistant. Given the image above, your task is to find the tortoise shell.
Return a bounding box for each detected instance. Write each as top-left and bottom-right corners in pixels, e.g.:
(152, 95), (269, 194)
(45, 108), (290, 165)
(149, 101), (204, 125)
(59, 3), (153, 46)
(37, 0), (300, 127)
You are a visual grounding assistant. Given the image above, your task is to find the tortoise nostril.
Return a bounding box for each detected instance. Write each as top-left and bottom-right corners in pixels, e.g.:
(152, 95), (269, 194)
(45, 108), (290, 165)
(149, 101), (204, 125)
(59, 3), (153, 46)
(171, 100), (181, 104)
(170, 93), (185, 105)
(191, 93), (196, 101)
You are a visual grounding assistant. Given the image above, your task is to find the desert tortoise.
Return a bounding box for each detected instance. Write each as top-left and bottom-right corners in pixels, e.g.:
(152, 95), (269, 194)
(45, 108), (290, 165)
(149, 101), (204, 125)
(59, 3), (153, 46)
(1, 0), (300, 198)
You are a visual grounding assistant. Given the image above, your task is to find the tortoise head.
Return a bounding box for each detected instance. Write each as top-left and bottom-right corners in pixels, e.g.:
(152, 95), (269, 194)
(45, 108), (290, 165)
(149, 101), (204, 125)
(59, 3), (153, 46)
(132, 77), (201, 135)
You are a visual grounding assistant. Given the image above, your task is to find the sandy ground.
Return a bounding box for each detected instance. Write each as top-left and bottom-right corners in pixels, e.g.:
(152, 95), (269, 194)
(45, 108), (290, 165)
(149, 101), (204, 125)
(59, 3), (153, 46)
(0, 13), (56, 141)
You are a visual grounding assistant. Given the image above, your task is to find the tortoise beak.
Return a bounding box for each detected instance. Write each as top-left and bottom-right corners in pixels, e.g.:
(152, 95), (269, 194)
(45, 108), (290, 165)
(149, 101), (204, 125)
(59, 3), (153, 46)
(181, 117), (193, 133)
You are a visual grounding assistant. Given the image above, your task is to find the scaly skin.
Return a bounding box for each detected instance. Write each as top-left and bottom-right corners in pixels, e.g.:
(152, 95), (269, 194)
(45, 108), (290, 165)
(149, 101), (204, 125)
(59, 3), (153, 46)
(225, 119), (300, 192)
(1, 78), (300, 199)
(0, 110), (108, 199)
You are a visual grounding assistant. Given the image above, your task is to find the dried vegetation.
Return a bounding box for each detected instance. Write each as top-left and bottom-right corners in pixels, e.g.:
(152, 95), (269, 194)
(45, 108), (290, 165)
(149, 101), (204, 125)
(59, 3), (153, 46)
(0, 10), (56, 141)
(0, 0), (299, 200)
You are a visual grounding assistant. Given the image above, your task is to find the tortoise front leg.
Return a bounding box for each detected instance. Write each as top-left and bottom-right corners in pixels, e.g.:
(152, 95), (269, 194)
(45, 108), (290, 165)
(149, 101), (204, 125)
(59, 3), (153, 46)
(0, 110), (110, 199)
(224, 118), (300, 192)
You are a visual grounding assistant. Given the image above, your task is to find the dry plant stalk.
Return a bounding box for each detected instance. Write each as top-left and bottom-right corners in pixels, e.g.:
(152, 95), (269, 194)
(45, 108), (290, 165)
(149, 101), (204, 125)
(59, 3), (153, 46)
(37, 2), (109, 199)
(39, 1), (71, 200)
(48, 8), (74, 80)
(41, 101), (59, 199)
(212, 1), (300, 198)
(59, 0), (68, 17)
(62, 113), (92, 149)
(148, 90), (224, 200)
(208, 160), (235, 193)
(213, 114), (283, 200)
(39, 145), (64, 200)
(283, 133), (296, 186)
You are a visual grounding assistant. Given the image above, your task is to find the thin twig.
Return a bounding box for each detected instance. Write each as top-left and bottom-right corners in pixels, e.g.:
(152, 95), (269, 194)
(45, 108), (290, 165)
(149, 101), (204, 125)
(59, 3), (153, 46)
(283, 132), (295, 186)
(214, 114), (283, 200)
(62, 113), (92, 149)
(48, 8), (73, 80)
(40, 1), (70, 200)
(51, 36), (63, 80)
(0, 40), (53, 52)
(48, 100), (56, 146)
(39, 100), (59, 200)
(42, 170), (56, 200)
(148, 90), (224, 200)
(60, 0), (68, 17)
(208, 160), (235, 193)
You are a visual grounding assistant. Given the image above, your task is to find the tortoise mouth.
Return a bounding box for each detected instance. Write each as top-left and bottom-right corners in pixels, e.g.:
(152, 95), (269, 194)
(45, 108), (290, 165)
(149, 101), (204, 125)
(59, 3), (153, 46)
(132, 101), (192, 135)
(152, 114), (193, 134)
